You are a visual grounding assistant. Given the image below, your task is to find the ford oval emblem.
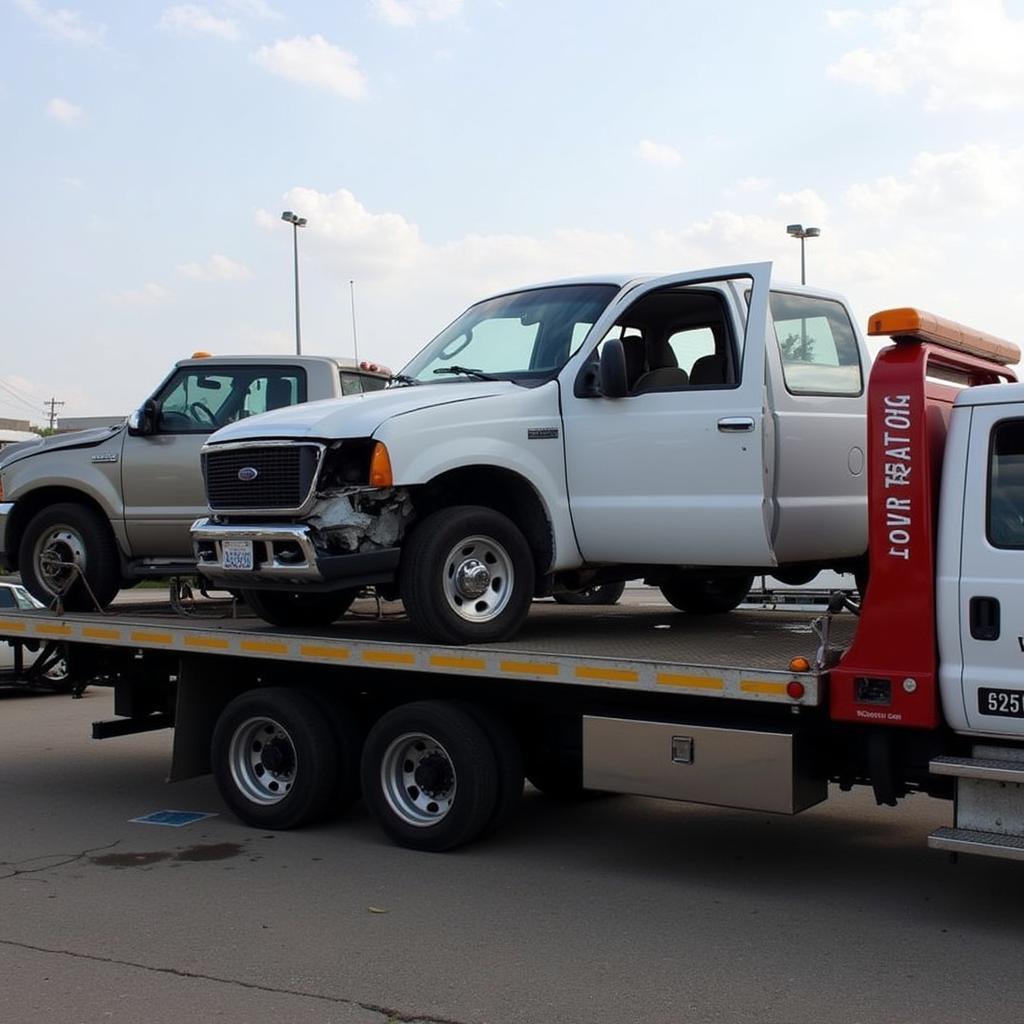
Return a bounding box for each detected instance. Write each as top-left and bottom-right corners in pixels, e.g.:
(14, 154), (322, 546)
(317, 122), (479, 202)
(238, 466), (259, 482)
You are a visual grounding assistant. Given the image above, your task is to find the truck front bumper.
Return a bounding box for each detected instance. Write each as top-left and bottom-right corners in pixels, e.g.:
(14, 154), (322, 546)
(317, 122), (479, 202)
(0, 502), (14, 568)
(191, 518), (401, 592)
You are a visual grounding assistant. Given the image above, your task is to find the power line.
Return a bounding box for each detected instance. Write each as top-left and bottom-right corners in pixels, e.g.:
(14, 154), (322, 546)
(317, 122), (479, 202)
(0, 379), (42, 416)
(0, 375), (38, 402)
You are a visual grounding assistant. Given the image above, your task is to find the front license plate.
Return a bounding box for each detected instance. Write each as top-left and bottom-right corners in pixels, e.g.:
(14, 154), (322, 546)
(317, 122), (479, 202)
(979, 688), (1024, 718)
(222, 539), (254, 571)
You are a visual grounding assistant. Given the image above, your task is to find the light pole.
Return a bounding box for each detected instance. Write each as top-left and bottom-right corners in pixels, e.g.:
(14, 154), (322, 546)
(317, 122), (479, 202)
(281, 210), (307, 354)
(786, 223), (820, 285)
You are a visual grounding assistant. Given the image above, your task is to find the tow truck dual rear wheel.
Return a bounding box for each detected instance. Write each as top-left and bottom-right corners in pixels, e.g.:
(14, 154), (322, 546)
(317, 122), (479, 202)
(659, 573), (754, 615)
(212, 688), (338, 829)
(241, 588), (358, 627)
(399, 505), (535, 645)
(361, 701), (500, 851)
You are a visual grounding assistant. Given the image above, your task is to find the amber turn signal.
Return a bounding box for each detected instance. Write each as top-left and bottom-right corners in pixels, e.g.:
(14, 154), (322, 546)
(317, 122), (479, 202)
(788, 656), (811, 673)
(369, 442), (393, 487)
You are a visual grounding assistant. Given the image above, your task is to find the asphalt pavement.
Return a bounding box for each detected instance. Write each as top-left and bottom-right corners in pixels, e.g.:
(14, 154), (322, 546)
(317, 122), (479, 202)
(2, 685), (1024, 1024)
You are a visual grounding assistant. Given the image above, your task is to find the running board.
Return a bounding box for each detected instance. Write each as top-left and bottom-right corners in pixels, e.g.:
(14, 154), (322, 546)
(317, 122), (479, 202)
(928, 826), (1024, 862)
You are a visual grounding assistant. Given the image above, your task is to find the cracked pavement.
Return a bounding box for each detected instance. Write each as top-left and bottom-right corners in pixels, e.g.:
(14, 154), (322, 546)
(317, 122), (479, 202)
(3, 686), (1024, 1024)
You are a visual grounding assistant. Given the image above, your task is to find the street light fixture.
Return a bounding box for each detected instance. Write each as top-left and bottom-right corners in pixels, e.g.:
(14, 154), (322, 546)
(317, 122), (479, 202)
(281, 210), (307, 354)
(786, 223), (820, 285)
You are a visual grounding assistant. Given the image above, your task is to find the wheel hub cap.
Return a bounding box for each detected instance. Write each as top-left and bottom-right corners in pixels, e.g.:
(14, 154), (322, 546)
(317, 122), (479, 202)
(37, 528), (86, 594)
(454, 558), (491, 599)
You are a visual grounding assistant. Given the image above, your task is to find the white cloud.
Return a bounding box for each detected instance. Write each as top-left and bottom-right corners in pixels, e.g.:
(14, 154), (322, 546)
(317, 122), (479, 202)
(773, 188), (830, 227)
(845, 143), (1024, 219)
(373, 0), (463, 27)
(825, 8), (863, 30)
(635, 139), (683, 168)
(61, 176), (85, 190)
(158, 5), (240, 40)
(14, 0), (105, 45)
(223, 0), (282, 19)
(252, 35), (367, 98)
(177, 253), (253, 281)
(46, 97), (83, 124)
(258, 188), (423, 275)
(828, 0), (1024, 111)
(103, 283), (172, 306)
(735, 176), (771, 193)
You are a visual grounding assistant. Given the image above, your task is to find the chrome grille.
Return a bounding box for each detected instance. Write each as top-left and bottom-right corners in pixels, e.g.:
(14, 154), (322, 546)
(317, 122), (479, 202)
(204, 444), (322, 511)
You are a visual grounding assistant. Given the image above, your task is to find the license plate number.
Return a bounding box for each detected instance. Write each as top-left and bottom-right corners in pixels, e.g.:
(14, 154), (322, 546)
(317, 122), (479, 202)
(222, 539), (254, 571)
(979, 688), (1024, 718)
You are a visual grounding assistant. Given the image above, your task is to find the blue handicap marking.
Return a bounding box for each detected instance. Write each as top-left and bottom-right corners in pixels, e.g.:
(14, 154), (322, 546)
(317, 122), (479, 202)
(130, 810), (218, 827)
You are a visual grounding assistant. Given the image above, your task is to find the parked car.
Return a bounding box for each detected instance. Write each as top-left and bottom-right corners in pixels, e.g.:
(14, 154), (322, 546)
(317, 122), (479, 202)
(0, 581), (69, 685)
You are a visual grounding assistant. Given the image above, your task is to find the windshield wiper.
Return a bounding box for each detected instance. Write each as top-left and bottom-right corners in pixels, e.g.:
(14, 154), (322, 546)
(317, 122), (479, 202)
(388, 373), (419, 386)
(433, 366), (498, 381)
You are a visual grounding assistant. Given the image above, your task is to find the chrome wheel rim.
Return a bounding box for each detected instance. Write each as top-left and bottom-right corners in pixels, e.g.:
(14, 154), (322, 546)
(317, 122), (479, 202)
(34, 526), (87, 596)
(228, 716), (296, 806)
(380, 731), (456, 827)
(442, 534), (515, 624)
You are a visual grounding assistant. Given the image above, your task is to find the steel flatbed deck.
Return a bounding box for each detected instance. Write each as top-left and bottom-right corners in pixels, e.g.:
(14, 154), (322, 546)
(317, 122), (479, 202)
(0, 593), (855, 707)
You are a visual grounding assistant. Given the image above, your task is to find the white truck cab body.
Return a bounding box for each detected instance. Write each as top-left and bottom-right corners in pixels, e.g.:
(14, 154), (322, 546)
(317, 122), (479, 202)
(938, 383), (1024, 738)
(194, 263), (871, 643)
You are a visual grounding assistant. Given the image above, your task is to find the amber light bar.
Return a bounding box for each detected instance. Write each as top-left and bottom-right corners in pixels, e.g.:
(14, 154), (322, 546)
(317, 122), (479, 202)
(868, 307), (1020, 366)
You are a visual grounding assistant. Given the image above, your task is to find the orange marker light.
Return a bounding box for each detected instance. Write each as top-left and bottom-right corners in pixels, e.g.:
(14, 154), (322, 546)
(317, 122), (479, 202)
(191, 350), (213, 359)
(369, 442), (393, 487)
(867, 308), (1020, 366)
(789, 656), (811, 673)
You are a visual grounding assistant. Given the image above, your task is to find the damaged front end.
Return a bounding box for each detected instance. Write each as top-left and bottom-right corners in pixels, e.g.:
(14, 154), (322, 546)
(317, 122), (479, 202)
(191, 437), (413, 591)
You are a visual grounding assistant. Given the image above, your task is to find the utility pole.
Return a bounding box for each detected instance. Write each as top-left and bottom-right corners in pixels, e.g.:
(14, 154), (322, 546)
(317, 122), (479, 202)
(44, 397), (64, 431)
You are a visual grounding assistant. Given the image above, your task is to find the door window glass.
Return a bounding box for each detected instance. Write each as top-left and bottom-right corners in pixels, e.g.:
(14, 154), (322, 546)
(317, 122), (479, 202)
(770, 292), (863, 396)
(988, 419), (1024, 549)
(340, 371), (389, 395)
(154, 367), (307, 433)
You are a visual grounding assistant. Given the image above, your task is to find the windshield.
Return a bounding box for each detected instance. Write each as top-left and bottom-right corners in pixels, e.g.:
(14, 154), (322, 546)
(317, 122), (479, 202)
(400, 284), (620, 384)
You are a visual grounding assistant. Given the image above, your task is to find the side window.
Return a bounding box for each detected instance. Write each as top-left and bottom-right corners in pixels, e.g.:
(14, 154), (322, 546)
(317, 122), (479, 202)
(0, 588), (14, 609)
(154, 368), (306, 433)
(770, 292), (863, 396)
(988, 420), (1024, 549)
(596, 287), (735, 394)
(666, 327), (716, 377)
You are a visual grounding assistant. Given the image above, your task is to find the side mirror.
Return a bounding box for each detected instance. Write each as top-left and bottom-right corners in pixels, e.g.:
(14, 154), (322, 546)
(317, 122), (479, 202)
(128, 399), (157, 436)
(599, 338), (628, 398)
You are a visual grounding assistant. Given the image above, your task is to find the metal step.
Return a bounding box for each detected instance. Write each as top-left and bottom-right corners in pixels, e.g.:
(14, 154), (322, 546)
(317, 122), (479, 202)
(928, 826), (1024, 862)
(929, 754), (1024, 783)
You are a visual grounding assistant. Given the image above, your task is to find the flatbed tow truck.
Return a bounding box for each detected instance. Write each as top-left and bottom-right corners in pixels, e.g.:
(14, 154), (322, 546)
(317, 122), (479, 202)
(2, 307), (1023, 861)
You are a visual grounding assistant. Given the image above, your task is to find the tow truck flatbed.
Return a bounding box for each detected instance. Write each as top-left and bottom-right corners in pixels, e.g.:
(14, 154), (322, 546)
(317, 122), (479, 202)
(0, 595), (853, 707)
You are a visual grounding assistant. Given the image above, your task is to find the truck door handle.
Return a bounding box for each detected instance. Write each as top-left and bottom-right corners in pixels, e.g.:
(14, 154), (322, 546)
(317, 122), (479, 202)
(969, 596), (1000, 641)
(717, 417), (755, 433)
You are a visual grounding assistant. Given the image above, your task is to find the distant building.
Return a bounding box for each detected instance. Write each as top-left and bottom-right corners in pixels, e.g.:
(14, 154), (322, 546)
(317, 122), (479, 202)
(0, 428), (38, 449)
(0, 417), (32, 432)
(57, 415), (126, 433)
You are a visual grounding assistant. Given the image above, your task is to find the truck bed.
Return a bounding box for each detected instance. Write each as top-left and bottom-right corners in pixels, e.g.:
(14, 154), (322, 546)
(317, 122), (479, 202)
(0, 591), (855, 707)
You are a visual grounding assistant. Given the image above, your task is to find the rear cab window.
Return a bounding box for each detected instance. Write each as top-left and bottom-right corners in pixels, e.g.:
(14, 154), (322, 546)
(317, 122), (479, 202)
(769, 292), (863, 397)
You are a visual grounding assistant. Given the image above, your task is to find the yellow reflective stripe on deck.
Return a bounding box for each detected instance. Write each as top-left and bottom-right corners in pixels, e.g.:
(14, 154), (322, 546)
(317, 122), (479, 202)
(656, 672), (725, 690)
(740, 679), (788, 695)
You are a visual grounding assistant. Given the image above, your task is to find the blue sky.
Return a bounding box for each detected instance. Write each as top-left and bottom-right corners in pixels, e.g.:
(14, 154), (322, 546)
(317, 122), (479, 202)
(3, 0), (1024, 420)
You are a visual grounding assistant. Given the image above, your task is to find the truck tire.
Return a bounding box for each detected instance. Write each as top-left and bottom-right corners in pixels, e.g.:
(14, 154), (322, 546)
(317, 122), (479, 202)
(301, 690), (363, 814)
(458, 702), (524, 835)
(211, 687), (338, 829)
(552, 581), (626, 606)
(360, 700), (499, 851)
(19, 502), (121, 611)
(659, 573), (754, 615)
(241, 588), (358, 627)
(399, 505), (535, 645)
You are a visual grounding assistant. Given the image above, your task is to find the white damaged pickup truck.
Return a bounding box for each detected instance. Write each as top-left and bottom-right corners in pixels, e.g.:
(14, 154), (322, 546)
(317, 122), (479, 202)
(192, 263), (870, 643)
